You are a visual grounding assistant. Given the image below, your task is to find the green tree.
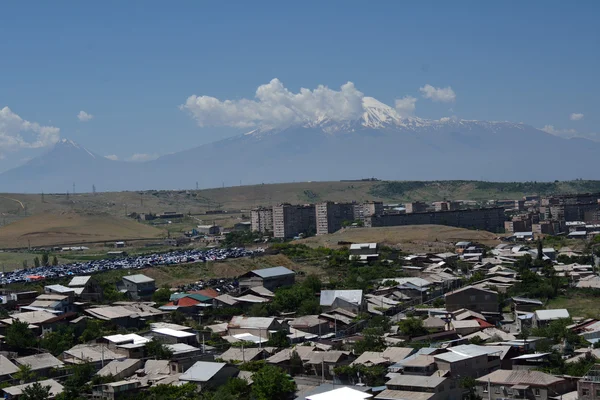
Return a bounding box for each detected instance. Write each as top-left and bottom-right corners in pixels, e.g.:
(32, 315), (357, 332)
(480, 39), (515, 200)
(460, 377), (482, 400)
(52, 256), (59, 266)
(267, 330), (290, 348)
(251, 365), (296, 400)
(40, 326), (75, 356)
(537, 240), (544, 261)
(6, 319), (37, 350)
(353, 328), (386, 355)
(20, 382), (51, 400)
(146, 337), (173, 359)
(80, 319), (110, 343)
(398, 317), (428, 337)
(170, 310), (187, 325)
(14, 364), (36, 383)
(33, 257), (40, 268)
(57, 363), (96, 400)
(206, 378), (251, 400)
(152, 287), (172, 305)
(41, 253), (49, 267)
(22, 259), (28, 269)
(289, 351), (304, 376)
(144, 382), (200, 400)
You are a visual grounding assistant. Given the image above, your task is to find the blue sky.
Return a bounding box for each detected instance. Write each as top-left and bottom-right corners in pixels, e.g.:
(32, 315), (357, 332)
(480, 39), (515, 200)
(0, 1), (598, 172)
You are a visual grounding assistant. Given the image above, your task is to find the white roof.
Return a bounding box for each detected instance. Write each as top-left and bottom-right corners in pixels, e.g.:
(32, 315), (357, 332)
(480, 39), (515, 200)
(534, 309), (570, 321)
(180, 361), (226, 382)
(307, 387), (373, 400)
(123, 274), (155, 284)
(350, 243), (377, 250)
(104, 334), (150, 345)
(152, 327), (195, 338)
(68, 276), (92, 287)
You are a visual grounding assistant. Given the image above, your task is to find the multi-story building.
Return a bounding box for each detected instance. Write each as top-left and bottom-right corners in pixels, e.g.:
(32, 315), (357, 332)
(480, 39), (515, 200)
(405, 201), (429, 213)
(433, 201), (459, 212)
(354, 201), (384, 219)
(579, 365), (600, 400)
(273, 204), (316, 239)
(366, 207), (506, 232)
(316, 202), (355, 235)
(476, 370), (572, 400)
(251, 207), (273, 234)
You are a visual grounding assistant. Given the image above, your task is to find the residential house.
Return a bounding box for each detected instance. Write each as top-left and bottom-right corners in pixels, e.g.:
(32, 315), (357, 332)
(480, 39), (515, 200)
(0, 355), (19, 382)
(166, 343), (206, 373)
(92, 380), (146, 400)
(476, 369), (572, 400)
(219, 347), (269, 363)
(423, 316), (446, 333)
(179, 361), (239, 390)
(306, 351), (353, 379)
(150, 327), (197, 345)
(433, 344), (502, 378)
(510, 297), (543, 313)
(21, 294), (75, 314)
(381, 374), (462, 400)
(578, 364), (600, 400)
(1, 310), (76, 335)
(532, 309), (570, 328)
(67, 276), (103, 302)
(117, 274), (156, 300)
(84, 303), (166, 328)
(228, 316), (285, 340)
(444, 286), (499, 313)
(14, 353), (64, 378)
(289, 315), (330, 336)
(101, 333), (150, 350)
(97, 359), (144, 381)
(62, 344), (126, 369)
(320, 290), (364, 313)
(349, 243), (379, 262)
(3, 379), (64, 400)
(238, 266), (296, 291)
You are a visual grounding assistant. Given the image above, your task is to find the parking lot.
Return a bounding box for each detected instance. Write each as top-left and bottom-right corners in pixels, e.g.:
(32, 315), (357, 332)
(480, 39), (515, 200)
(0, 247), (264, 285)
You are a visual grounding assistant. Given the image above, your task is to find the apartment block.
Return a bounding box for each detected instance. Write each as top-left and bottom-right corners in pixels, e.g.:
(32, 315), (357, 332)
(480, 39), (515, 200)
(405, 201), (429, 213)
(366, 207), (506, 232)
(316, 202), (355, 235)
(433, 201), (459, 212)
(251, 207), (274, 234)
(273, 204), (316, 239)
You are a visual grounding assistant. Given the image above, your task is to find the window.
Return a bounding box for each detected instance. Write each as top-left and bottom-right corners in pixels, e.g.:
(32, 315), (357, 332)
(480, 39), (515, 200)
(582, 389), (590, 396)
(483, 386), (488, 393)
(470, 295), (476, 302)
(495, 386), (500, 394)
(535, 388), (541, 396)
(596, 389), (600, 397)
(485, 294), (491, 300)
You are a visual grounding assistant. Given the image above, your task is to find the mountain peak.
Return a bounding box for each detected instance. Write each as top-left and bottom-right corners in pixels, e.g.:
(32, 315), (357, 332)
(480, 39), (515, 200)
(55, 138), (96, 159)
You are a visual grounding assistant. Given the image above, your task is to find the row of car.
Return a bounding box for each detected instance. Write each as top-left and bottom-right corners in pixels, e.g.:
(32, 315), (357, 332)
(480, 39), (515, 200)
(0, 247), (264, 285)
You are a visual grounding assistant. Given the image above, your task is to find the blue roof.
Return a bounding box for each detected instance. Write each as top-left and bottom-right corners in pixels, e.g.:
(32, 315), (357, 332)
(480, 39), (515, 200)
(252, 266), (295, 278)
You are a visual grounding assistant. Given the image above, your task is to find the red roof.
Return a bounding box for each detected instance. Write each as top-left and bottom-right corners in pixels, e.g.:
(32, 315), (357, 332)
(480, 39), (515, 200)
(164, 296), (202, 308)
(475, 318), (494, 328)
(189, 288), (219, 298)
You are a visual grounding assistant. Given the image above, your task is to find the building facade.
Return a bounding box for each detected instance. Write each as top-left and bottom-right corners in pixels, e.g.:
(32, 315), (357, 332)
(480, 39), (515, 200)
(316, 202), (355, 235)
(273, 204), (316, 239)
(251, 207), (274, 234)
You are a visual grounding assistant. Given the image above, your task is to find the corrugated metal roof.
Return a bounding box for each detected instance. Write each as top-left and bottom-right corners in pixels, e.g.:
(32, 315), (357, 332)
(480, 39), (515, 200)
(122, 274), (155, 284)
(229, 316), (276, 329)
(320, 290), (363, 306)
(15, 353), (64, 370)
(534, 309), (569, 321)
(374, 389), (435, 400)
(251, 266), (295, 278)
(0, 355), (19, 376)
(476, 369), (563, 386)
(152, 328), (195, 338)
(180, 361), (226, 382)
(68, 276), (91, 287)
(386, 374), (446, 388)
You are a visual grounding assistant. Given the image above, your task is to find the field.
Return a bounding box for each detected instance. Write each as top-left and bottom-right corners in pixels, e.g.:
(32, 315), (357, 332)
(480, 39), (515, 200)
(300, 225), (501, 253)
(0, 212), (165, 249)
(1, 179), (599, 250)
(546, 292), (600, 319)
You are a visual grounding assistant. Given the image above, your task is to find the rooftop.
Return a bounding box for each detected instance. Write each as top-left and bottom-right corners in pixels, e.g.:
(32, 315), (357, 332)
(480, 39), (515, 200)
(386, 374), (446, 388)
(250, 266), (295, 278)
(476, 369), (563, 386)
(122, 274), (155, 284)
(3, 379), (64, 398)
(180, 361), (226, 382)
(320, 290), (363, 306)
(307, 387), (373, 400)
(68, 276), (92, 287)
(14, 353), (64, 371)
(152, 327), (195, 338)
(534, 309), (570, 321)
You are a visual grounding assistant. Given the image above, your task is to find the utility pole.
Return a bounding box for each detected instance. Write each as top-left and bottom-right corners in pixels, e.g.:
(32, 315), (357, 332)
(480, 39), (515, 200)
(196, 182), (199, 190)
(92, 185), (96, 195)
(73, 182), (75, 195)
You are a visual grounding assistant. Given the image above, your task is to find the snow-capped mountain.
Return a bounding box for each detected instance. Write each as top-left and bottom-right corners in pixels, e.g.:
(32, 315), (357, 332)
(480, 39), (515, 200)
(0, 96), (598, 193)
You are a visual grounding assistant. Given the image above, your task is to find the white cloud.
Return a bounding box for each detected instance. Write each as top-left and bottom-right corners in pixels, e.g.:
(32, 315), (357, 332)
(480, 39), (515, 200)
(419, 84), (456, 103)
(181, 78), (365, 129)
(541, 125), (578, 138)
(0, 107), (60, 154)
(570, 113), (584, 121)
(127, 153), (159, 162)
(394, 96), (417, 116)
(104, 154), (118, 161)
(77, 110), (94, 122)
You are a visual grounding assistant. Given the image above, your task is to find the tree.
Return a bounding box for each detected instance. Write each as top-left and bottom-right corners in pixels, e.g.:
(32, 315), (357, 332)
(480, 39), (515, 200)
(22, 259), (28, 269)
(58, 363), (96, 400)
(170, 310), (187, 325)
(152, 287), (172, 305)
(267, 330), (290, 348)
(537, 239), (544, 261)
(207, 378), (251, 400)
(251, 365), (296, 400)
(144, 382), (200, 400)
(14, 364), (36, 383)
(289, 351), (303, 376)
(6, 319), (37, 350)
(20, 382), (51, 400)
(146, 337), (173, 359)
(353, 328), (386, 354)
(40, 326), (75, 356)
(52, 256), (59, 266)
(34, 257), (40, 268)
(460, 377), (482, 400)
(398, 317), (428, 338)
(41, 252), (49, 267)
